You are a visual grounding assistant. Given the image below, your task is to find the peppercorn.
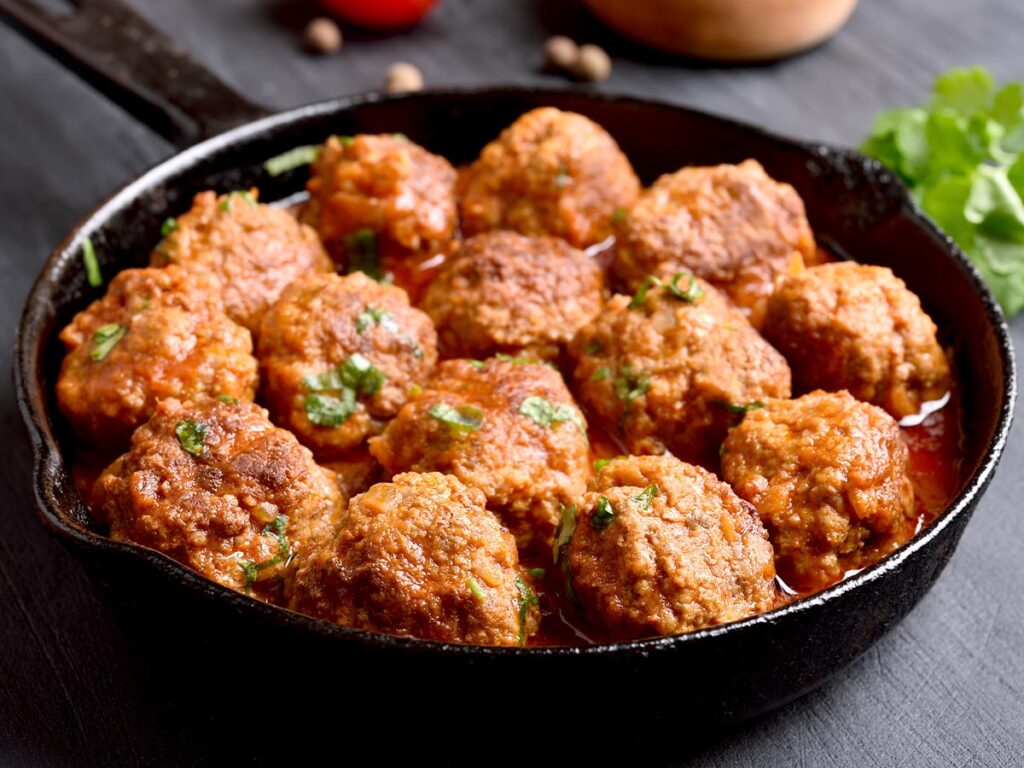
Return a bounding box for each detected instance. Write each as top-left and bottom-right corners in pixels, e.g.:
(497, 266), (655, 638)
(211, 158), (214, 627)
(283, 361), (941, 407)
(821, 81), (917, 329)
(304, 17), (343, 55)
(386, 62), (424, 93)
(573, 44), (612, 82)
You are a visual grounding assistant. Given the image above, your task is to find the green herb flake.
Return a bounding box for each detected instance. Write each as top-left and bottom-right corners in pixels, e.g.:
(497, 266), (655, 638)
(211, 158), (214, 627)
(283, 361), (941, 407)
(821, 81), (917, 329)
(714, 399), (765, 415)
(629, 272), (702, 309)
(216, 395), (238, 404)
(241, 514), (291, 593)
(590, 366), (610, 382)
(82, 237), (102, 288)
(613, 365), (651, 403)
(555, 167), (570, 189)
(175, 419), (209, 457)
(465, 577), (486, 602)
(583, 340), (603, 356)
(344, 228), (385, 282)
(304, 391), (356, 427)
(611, 207), (628, 225)
(90, 323), (125, 361)
(356, 305), (422, 358)
(336, 135), (355, 147)
(263, 144), (320, 177)
(633, 485), (660, 511)
(514, 575), (539, 647)
(527, 567), (547, 580)
(552, 503), (577, 564)
(160, 217), (178, 237)
(468, 359), (488, 370)
(861, 66), (1024, 316)
(392, 132), (408, 141)
(591, 496), (615, 531)
(302, 353), (387, 414)
(219, 190), (257, 212)
(518, 396), (586, 437)
(429, 402), (484, 432)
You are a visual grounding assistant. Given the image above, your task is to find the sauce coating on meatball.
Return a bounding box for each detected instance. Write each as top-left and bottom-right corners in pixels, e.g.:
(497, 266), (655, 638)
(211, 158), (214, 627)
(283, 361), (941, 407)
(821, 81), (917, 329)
(369, 358), (590, 551)
(612, 160), (814, 327)
(721, 390), (916, 592)
(151, 189), (332, 334)
(288, 472), (539, 646)
(421, 230), (605, 361)
(57, 265), (258, 452)
(458, 107), (640, 247)
(763, 262), (951, 419)
(566, 455), (777, 640)
(569, 276), (791, 466)
(92, 398), (345, 600)
(258, 271), (438, 459)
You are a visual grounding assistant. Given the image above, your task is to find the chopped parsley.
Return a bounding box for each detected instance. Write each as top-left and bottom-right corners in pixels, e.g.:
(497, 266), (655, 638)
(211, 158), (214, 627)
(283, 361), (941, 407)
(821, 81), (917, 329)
(336, 135), (355, 147)
(302, 354), (386, 427)
(613, 365), (651, 403)
(591, 496), (615, 530)
(304, 392), (355, 426)
(611, 207), (628, 225)
(90, 323), (125, 361)
(552, 503), (577, 564)
(555, 167), (570, 189)
(594, 456), (626, 473)
(527, 568), (547, 580)
(356, 305), (423, 358)
(82, 237), (102, 288)
(465, 577), (486, 602)
(633, 485), (660, 510)
(218, 190), (257, 212)
(241, 514), (291, 592)
(160, 217), (178, 237)
(468, 359), (488, 370)
(714, 400), (766, 415)
(629, 272), (704, 309)
(263, 144), (321, 176)
(518, 396), (586, 437)
(344, 228), (384, 282)
(590, 366), (610, 382)
(175, 419), (209, 457)
(216, 395), (238, 404)
(514, 575), (539, 647)
(429, 402), (484, 432)
(583, 340), (603, 356)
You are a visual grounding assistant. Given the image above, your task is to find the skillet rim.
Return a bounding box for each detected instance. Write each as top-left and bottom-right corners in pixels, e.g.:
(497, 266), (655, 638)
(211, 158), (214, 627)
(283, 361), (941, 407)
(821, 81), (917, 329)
(14, 85), (1018, 658)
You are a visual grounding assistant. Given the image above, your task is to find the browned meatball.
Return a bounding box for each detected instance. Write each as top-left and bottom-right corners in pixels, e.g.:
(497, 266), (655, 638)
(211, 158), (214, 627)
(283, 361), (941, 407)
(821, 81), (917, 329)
(566, 455), (777, 640)
(569, 276), (791, 466)
(763, 262), (951, 419)
(303, 134), (457, 263)
(369, 358), (589, 551)
(420, 231), (605, 361)
(289, 472), (538, 645)
(258, 271), (438, 460)
(458, 108), (641, 248)
(92, 398), (345, 600)
(612, 160), (815, 327)
(721, 390), (916, 593)
(152, 189), (332, 334)
(56, 266), (258, 452)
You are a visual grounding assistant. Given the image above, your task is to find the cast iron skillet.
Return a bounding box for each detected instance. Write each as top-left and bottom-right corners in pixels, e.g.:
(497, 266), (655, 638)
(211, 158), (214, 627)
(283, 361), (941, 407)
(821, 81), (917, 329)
(6, 0), (1017, 729)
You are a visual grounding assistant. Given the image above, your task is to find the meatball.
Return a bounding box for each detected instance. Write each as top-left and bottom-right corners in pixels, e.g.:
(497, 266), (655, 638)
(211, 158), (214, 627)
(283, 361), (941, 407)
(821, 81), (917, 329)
(763, 262), (951, 419)
(56, 266), (257, 452)
(569, 276), (791, 466)
(152, 189), (332, 334)
(258, 271), (438, 459)
(721, 390), (916, 592)
(612, 160), (815, 327)
(369, 358), (590, 551)
(566, 455), (777, 640)
(289, 472), (538, 646)
(458, 107), (641, 247)
(92, 398), (346, 599)
(420, 231), (605, 361)
(303, 133), (457, 262)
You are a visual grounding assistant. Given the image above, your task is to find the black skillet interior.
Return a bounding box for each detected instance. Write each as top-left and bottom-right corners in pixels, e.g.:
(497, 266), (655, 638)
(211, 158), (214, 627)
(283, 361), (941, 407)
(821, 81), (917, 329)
(15, 89), (1016, 735)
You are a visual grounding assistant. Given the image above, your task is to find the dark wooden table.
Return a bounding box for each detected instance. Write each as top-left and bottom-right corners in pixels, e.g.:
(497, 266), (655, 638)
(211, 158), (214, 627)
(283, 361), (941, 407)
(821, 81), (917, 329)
(2, 1), (1022, 765)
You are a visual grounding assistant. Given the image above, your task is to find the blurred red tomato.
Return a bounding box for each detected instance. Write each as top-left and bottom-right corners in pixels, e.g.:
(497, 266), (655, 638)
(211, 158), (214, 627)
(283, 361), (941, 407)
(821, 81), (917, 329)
(320, 0), (439, 29)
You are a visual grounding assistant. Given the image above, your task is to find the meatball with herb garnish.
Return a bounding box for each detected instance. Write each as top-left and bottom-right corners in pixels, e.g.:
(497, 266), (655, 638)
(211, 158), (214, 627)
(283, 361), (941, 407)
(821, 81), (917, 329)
(564, 455), (777, 640)
(302, 133), (458, 267)
(92, 397), (346, 600)
(369, 357), (590, 551)
(763, 262), (951, 420)
(289, 472), (539, 646)
(56, 265), (258, 452)
(258, 271), (438, 460)
(420, 230), (605, 361)
(568, 274), (791, 467)
(721, 390), (916, 593)
(151, 189), (332, 335)
(612, 160), (815, 327)
(458, 107), (640, 248)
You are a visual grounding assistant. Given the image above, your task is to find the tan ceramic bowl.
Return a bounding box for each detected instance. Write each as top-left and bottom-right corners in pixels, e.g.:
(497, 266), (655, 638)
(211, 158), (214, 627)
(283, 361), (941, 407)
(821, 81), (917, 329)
(583, 0), (858, 61)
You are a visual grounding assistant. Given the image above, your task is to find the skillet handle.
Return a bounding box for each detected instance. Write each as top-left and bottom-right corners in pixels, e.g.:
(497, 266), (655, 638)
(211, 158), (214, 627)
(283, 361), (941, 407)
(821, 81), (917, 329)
(0, 0), (271, 147)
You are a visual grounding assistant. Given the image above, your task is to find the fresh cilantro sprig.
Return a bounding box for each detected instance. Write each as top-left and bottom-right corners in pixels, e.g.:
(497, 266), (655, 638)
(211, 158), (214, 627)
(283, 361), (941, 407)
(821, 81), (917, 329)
(861, 66), (1024, 316)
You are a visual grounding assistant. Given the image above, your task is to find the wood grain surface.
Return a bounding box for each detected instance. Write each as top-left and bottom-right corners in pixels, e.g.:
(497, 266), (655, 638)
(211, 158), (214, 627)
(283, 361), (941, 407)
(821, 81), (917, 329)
(1, 1), (1021, 765)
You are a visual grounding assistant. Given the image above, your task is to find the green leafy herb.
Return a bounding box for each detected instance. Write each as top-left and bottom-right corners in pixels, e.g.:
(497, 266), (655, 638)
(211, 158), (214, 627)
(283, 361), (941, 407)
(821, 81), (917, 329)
(514, 575), (539, 647)
(392, 132), (408, 141)
(336, 135), (355, 147)
(160, 217), (178, 237)
(590, 366), (610, 382)
(90, 323), (125, 361)
(175, 419), (209, 456)
(518, 396), (586, 437)
(241, 514), (291, 592)
(468, 359), (488, 370)
(629, 272), (703, 309)
(303, 392), (356, 427)
(592, 496), (615, 530)
(301, 353), (385, 427)
(594, 458), (611, 472)
(527, 567), (547, 580)
(465, 577), (486, 602)
(861, 66), (1024, 316)
(264, 144), (320, 176)
(583, 340), (603, 356)
(611, 207), (628, 225)
(218, 190), (257, 212)
(552, 503), (577, 564)
(344, 228), (384, 281)
(555, 167), (570, 189)
(714, 399), (765, 415)
(216, 395), (238, 404)
(82, 237), (102, 288)
(429, 402), (484, 432)
(633, 485), (660, 510)
(613, 365), (650, 403)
